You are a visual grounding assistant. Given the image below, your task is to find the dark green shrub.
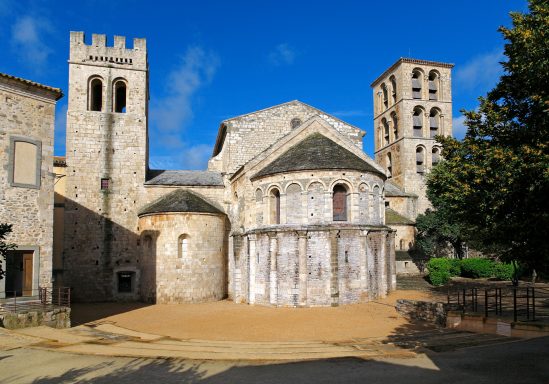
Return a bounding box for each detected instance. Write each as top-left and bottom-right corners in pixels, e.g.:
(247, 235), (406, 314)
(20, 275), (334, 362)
(426, 258), (453, 286)
(460, 258), (494, 278)
(449, 259), (462, 276)
(428, 270), (450, 286)
(493, 263), (514, 280)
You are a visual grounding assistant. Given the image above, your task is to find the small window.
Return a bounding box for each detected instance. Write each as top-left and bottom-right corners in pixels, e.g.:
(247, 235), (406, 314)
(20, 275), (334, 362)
(430, 109), (440, 138)
(179, 235), (189, 259)
(89, 77), (103, 111)
(100, 178), (110, 190)
(333, 184), (348, 221)
(387, 152), (392, 178)
(416, 147), (425, 173)
(113, 79), (127, 113)
(382, 118), (389, 146)
(391, 112), (398, 140)
(390, 76), (397, 104)
(428, 71), (439, 101)
(10, 138), (41, 188)
(382, 83), (388, 109)
(432, 147), (441, 166)
(290, 118), (302, 129)
(412, 70), (422, 99)
(117, 272), (134, 293)
(413, 108), (423, 137)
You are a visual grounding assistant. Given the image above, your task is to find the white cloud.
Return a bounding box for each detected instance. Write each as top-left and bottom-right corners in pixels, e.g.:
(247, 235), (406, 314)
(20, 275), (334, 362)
(455, 49), (504, 92)
(452, 115), (468, 139)
(268, 43), (296, 66)
(151, 46), (219, 133)
(11, 15), (54, 69)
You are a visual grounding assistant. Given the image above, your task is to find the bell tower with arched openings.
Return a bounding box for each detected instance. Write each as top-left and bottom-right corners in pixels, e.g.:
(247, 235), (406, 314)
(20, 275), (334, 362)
(64, 32), (149, 301)
(371, 58), (453, 218)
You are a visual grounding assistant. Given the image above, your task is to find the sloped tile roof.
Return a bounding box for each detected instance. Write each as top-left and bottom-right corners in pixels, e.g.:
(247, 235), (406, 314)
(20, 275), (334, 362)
(138, 189), (224, 216)
(385, 208), (414, 225)
(252, 133), (385, 180)
(385, 180), (417, 197)
(145, 170), (223, 186)
(0, 72), (63, 100)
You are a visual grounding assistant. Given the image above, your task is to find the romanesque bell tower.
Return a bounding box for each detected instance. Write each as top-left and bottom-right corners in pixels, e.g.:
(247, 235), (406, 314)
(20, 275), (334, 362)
(371, 58), (453, 217)
(64, 32), (149, 301)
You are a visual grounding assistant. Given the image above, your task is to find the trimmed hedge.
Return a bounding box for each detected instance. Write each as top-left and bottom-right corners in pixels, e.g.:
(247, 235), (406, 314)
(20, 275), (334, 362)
(426, 258), (515, 286)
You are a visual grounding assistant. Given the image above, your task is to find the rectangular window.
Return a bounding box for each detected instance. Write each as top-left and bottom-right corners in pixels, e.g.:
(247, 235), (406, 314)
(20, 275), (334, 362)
(101, 178), (110, 190)
(9, 137), (41, 189)
(117, 272), (134, 293)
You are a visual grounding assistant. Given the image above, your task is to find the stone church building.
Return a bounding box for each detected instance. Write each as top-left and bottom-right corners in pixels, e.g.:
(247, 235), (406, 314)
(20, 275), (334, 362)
(1, 31), (453, 306)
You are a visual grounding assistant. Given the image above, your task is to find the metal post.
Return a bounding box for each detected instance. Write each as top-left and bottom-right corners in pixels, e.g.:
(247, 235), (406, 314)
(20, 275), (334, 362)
(485, 289), (488, 317)
(532, 288), (536, 321)
(513, 288), (517, 322)
(526, 287), (530, 320)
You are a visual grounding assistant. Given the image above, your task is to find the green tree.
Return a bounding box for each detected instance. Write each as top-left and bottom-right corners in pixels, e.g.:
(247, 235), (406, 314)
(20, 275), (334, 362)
(415, 209), (466, 259)
(0, 223), (15, 280)
(428, 0), (549, 273)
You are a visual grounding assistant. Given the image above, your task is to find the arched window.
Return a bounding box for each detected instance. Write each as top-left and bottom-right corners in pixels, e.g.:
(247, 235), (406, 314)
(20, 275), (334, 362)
(429, 109), (440, 138)
(270, 188), (280, 224)
(413, 107), (424, 137)
(113, 79), (127, 113)
(382, 83), (388, 109)
(428, 71), (439, 100)
(432, 147), (441, 166)
(89, 77), (103, 111)
(382, 118), (389, 146)
(333, 184), (349, 221)
(416, 146), (425, 173)
(412, 69), (423, 99)
(391, 112), (399, 140)
(387, 152), (392, 178)
(390, 76), (397, 104)
(178, 234), (189, 259)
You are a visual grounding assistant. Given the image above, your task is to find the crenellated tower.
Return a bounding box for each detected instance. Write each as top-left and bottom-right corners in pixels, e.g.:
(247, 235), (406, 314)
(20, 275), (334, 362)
(63, 32), (149, 301)
(371, 58), (453, 217)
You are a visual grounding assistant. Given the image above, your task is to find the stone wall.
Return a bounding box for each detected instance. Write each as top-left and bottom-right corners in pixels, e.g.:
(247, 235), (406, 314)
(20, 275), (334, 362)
(231, 226), (395, 307)
(138, 212), (228, 303)
(395, 299), (448, 326)
(0, 307), (70, 329)
(0, 76), (61, 297)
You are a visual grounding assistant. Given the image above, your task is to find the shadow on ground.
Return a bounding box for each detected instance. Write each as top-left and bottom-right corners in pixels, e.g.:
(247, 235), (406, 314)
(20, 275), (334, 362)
(1, 335), (545, 384)
(70, 302), (150, 326)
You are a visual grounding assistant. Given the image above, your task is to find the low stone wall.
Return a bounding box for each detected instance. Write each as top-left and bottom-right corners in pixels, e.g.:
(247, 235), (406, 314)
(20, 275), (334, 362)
(0, 307), (70, 329)
(396, 299), (448, 326)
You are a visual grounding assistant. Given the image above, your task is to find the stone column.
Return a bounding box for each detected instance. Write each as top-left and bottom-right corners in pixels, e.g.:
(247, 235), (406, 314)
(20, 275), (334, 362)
(359, 230), (369, 296)
(248, 234), (257, 304)
(228, 235), (234, 300)
(297, 231), (308, 306)
(329, 230), (339, 306)
(268, 232), (278, 306)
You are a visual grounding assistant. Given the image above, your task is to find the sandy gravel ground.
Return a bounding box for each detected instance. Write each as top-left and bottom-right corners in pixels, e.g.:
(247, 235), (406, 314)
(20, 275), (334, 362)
(74, 290), (435, 342)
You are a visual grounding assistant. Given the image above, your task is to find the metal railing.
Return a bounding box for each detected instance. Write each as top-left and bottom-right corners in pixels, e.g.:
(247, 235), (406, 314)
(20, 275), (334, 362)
(447, 286), (549, 322)
(0, 287), (71, 314)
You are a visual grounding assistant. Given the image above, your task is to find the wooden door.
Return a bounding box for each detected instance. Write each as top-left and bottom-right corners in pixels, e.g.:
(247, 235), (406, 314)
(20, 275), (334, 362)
(22, 252), (33, 296)
(333, 185), (348, 221)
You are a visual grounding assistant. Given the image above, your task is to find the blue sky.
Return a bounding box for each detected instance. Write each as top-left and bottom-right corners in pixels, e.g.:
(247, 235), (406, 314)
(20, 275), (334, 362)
(0, 0), (528, 169)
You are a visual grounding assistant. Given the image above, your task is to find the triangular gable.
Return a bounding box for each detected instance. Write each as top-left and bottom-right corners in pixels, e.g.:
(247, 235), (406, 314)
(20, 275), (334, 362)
(231, 115), (385, 182)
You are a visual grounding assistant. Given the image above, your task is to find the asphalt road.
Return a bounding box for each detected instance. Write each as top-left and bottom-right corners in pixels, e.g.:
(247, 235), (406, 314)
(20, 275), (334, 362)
(0, 337), (547, 384)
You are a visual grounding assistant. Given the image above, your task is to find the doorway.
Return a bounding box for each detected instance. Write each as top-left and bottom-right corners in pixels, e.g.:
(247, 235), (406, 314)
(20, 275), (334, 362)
(5, 250), (34, 297)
